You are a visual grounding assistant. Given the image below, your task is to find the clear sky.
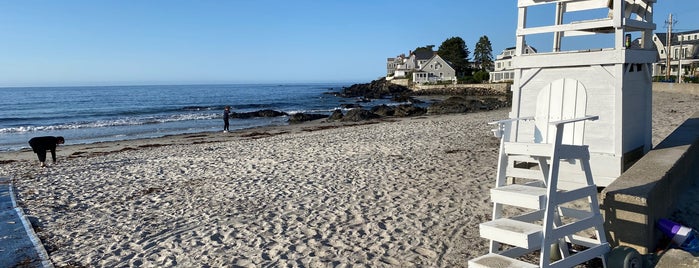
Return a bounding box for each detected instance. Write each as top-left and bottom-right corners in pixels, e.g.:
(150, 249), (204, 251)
(1, 0), (697, 87)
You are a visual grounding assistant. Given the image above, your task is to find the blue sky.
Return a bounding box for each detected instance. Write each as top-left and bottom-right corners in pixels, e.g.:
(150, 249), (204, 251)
(1, 1), (697, 87)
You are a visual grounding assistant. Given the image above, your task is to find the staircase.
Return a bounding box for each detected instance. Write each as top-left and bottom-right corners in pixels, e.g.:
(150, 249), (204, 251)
(469, 115), (609, 267)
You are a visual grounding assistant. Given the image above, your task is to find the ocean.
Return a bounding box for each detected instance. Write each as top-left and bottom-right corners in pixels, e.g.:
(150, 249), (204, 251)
(0, 83), (407, 152)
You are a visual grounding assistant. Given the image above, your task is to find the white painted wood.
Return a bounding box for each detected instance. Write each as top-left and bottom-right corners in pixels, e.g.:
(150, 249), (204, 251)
(518, 18), (613, 36)
(480, 219), (543, 249)
(479, 77), (609, 267)
(490, 184), (548, 209)
(471, 0), (656, 265)
(564, 0), (610, 12)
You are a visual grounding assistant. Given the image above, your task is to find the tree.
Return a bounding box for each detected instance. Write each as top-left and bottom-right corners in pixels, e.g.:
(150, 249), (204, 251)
(473, 35), (494, 71)
(437, 37), (470, 77)
(413, 45), (436, 54)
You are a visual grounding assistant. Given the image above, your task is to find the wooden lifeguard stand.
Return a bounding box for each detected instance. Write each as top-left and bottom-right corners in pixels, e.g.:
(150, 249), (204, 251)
(507, 0), (657, 188)
(469, 1), (657, 267)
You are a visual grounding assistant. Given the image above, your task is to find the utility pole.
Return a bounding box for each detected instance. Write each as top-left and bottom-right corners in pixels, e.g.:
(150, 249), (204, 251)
(678, 35), (684, 83)
(665, 13), (674, 81)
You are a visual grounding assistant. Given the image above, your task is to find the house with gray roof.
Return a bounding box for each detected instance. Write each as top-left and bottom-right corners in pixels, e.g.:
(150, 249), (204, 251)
(489, 45), (537, 83)
(651, 30), (699, 80)
(386, 48), (457, 84)
(412, 54), (457, 84)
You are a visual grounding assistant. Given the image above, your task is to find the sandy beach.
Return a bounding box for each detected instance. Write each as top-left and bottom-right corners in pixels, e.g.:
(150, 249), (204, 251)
(0, 91), (696, 267)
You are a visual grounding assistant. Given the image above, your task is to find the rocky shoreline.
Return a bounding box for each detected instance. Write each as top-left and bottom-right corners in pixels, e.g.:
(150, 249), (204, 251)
(249, 78), (512, 124)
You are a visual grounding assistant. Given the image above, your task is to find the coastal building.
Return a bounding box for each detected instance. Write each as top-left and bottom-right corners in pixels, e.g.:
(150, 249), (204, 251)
(489, 45), (537, 83)
(386, 49), (457, 84)
(412, 54), (457, 84)
(650, 30), (699, 81)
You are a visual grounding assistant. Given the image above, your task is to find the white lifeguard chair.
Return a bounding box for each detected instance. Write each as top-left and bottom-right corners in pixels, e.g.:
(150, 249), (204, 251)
(470, 0), (656, 267)
(470, 79), (609, 267)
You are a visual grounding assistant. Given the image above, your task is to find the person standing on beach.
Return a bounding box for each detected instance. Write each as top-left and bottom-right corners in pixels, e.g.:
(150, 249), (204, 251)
(223, 106), (231, 133)
(28, 136), (65, 167)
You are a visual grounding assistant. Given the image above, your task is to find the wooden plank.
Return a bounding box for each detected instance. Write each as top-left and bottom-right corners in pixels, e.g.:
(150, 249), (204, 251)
(517, 18), (613, 36)
(518, 0), (616, 8)
(556, 185), (597, 204)
(559, 207), (595, 220)
(506, 167), (544, 181)
(491, 184), (548, 209)
(504, 143), (553, 157)
(480, 219), (543, 249)
(565, 0), (610, 12)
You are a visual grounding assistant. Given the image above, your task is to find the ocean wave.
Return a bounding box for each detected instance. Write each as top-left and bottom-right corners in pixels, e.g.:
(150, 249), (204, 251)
(0, 113), (219, 134)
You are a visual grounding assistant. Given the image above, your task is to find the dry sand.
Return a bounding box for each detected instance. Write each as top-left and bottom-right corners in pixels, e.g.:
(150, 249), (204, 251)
(0, 91), (696, 267)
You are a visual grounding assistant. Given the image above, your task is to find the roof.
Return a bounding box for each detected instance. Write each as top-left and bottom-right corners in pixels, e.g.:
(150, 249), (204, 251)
(413, 50), (436, 60)
(655, 30), (699, 46)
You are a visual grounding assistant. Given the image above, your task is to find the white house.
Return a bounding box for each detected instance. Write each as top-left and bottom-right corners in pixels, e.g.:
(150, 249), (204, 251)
(412, 54), (457, 84)
(386, 49), (457, 84)
(650, 30), (699, 81)
(489, 45), (537, 83)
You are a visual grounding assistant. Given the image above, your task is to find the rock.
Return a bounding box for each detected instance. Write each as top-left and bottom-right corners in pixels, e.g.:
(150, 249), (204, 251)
(230, 109), (288, 119)
(328, 109), (344, 121)
(340, 78), (411, 99)
(341, 109), (380, 122)
(370, 105), (395, 117)
(394, 104), (426, 117)
(427, 96), (479, 114)
(256, 109), (287, 117)
(288, 113), (327, 124)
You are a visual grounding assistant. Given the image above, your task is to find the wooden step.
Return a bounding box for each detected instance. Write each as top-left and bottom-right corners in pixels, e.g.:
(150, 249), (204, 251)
(490, 184), (548, 209)
(469, 253), (537, 268)
(480, 218), (542, 249)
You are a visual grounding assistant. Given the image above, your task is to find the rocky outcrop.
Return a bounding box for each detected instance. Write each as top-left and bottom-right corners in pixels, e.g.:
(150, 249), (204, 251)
(427, 96), (508, 115)
(394, 104), (426, 117)
(230, 110), (288, 119)
(287, 113), (328, 124)
(368, 104), (427, 117)
(328, 109), (344, 121)
(339, 78), (411, 99)
(341, 109), (381, 122)
(370, 105), (395, 117)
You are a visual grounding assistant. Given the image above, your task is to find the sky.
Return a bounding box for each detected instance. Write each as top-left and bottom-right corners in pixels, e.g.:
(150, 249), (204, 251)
(0, 0), (697, 87)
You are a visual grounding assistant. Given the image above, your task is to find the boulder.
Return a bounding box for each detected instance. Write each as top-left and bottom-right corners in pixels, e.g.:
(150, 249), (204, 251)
(341, 108), (380, 122)
(427, 96), (481, 114)
(288, 113), (327, 124)
(230, 109), (288, 119)
(370, 105), (395, 117)
(328, 109), (344, 121)
(394, 104), (426, 117)
(340, 78), (411, 99)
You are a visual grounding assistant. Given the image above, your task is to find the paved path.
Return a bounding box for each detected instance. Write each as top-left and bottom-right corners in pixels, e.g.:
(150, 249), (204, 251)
(0, 178), (52, 268)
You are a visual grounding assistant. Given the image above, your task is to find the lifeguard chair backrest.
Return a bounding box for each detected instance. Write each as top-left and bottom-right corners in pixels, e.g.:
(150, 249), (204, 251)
(534, 78), (588, 145)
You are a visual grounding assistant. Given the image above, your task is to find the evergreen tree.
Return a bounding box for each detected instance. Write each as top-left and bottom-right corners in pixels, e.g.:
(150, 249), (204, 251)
(473, 35), (494, 71)
(437, 37), (470, 77)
